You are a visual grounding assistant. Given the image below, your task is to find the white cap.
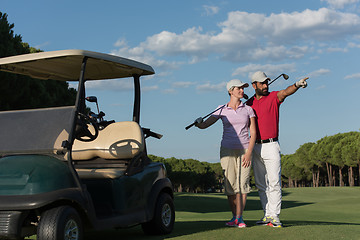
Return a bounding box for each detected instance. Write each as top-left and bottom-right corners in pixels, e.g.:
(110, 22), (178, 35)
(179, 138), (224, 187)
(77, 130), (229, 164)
(251, 71), (270, 83)
(226, 79), (249, 91)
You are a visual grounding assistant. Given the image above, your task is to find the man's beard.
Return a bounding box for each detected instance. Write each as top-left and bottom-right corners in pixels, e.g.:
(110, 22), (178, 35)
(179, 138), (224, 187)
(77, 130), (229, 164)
(256, 88), (269, 96)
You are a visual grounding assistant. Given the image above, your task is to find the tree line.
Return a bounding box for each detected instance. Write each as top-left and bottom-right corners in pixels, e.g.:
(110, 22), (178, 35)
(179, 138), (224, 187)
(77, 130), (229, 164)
(282, 131), (360, 188)
(149, 155), (224, 193)
(150, 131), (360, 192)
(0, 12), (76, 111)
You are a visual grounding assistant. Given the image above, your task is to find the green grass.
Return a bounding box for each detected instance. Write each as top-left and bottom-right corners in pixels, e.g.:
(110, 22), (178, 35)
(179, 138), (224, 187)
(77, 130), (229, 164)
(29, 187), (360, 240)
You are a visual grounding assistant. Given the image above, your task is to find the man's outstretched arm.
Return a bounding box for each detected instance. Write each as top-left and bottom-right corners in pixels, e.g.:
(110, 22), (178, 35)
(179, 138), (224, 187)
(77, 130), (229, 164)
(277, 77), (309, 102)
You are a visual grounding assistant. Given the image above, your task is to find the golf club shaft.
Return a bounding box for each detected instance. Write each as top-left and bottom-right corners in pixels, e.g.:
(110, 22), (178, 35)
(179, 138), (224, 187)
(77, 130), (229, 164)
(185, 104), (225, 130)
(185, 92), (250, 130)
(268, 76), (281, 85)
(185, 122), (197, 130)
(268, 73), (288, 85)
(185, 91), (252, 130)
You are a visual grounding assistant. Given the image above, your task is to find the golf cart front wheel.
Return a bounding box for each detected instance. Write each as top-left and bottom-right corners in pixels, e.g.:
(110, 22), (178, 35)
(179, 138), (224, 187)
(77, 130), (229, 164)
(142, 193), (175, 235)
(37, 206), (83, 240)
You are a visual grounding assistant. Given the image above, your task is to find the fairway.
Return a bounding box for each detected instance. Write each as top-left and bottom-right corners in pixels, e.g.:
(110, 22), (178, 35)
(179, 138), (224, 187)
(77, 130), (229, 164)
(78, 187), (360, 240)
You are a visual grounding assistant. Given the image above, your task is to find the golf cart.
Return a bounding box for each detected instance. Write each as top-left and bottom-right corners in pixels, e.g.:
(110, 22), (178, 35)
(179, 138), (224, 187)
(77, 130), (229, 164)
(0, 50), (175, 240)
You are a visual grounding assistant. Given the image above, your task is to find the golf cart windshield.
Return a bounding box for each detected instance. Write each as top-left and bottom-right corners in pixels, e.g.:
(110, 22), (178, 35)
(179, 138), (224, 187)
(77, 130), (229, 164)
(0, 106), (76, 158)
(0, 49), (155, 158)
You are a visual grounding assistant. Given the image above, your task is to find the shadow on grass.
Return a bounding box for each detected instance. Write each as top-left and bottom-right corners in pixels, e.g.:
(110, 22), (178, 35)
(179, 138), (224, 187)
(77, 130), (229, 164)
(83, 219), (360, 240)
(248, 190), (291, 197)
(282, 220), (360, 227)
(83, 221), (226, 240)
(175, 192), (312, 213)
(83, 192), (317, 239)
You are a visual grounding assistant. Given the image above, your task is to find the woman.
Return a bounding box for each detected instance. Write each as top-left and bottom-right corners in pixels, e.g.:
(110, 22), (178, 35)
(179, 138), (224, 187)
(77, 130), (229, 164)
(195, 79), (256, 228)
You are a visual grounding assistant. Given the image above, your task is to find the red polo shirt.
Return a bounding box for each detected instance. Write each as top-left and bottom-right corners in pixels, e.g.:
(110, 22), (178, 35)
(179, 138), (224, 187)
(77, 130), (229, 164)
(246, 91), (281, 140)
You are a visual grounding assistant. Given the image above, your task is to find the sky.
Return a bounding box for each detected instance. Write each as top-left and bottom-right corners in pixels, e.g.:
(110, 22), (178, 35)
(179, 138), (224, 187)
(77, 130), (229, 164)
(2, 0), (360, 163)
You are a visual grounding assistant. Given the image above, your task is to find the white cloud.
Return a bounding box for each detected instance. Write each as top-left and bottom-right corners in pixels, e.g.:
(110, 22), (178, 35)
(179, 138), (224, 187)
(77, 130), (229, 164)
(326, 47), (348, 52)
(142, 27), (212, 58)
(249, 45), (310, 62)
(232, 63), (296, 79)
(344, 72), (360, 79)
(109, 7), (360, 88)
(321, 0), (359, 9)
(172, 81), (195, 88)
(116, 8), (360, 64)
(85, 79), (159, 92)
(111, 39), (182, 70)
(142, 85), (159, 92)
(114, 38), (127, 47)
(162, 89), (176, 94)
(257, 8), (360, 43)
(196, 82), (226, 92)
(160, 82), (195, 94)
(308, 68), (331, 77)
(85, 79), (133, 91)
(203, 5), (220, 16)
(348, 42), (360, 48)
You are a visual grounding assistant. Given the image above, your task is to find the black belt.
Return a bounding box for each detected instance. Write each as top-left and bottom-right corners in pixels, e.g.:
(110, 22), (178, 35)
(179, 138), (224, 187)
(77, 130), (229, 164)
(256, 137), (278, 144)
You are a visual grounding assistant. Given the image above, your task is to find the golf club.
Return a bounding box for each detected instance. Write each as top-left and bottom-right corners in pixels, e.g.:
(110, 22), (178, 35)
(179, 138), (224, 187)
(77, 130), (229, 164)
(268, 73), (289, 85)
(185, 93), (248, 130)
(185, 73), (289, 130)
(244, 73), (289, 104)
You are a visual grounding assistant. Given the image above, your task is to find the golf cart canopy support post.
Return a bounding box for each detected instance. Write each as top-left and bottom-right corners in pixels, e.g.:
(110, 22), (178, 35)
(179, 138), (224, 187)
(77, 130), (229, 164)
(76, 57), (88, 117)
(133, 74), (141, 123)
(67, 56), (88, 191)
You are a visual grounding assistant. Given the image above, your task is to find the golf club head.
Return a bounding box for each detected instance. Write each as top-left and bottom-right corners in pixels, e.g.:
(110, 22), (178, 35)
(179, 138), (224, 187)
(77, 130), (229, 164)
(282, 74), (289, 80)
(86, 96), (98, 103)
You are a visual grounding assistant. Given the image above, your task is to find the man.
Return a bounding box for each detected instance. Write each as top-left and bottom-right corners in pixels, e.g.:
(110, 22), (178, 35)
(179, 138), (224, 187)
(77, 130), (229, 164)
(246, 71), (308, 227)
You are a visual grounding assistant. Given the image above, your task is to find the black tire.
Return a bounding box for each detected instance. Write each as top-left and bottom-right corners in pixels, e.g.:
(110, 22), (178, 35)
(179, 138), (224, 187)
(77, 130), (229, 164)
(142, 193), (175, 235)
(37, 206), (83, 240)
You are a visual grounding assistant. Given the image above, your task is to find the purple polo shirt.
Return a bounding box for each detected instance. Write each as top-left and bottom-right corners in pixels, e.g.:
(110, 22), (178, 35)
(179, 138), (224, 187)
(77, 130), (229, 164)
(211, 102), (256, 150)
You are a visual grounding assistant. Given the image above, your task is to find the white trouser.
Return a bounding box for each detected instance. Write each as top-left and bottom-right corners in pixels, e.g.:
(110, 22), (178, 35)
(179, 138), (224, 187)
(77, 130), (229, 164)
(252, 141), (282, 219)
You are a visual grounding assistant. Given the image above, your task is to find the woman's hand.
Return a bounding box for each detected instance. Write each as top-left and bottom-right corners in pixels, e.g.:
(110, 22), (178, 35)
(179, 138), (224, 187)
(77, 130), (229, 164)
(242, 152), (252, 168)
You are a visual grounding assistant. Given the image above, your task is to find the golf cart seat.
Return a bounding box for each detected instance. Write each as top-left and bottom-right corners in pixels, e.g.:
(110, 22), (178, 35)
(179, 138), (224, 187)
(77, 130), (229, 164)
(72, 121), (144, 179)
(72, 121), (144, 160)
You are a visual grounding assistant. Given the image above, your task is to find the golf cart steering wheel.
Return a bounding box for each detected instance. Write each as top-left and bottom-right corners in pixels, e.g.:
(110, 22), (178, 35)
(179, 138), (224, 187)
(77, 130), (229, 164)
(75, 112), (99, 142)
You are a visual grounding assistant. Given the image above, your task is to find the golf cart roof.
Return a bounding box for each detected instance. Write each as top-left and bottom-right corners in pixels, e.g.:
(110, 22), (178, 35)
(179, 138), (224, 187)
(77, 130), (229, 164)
(0, 49), (155, 81)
